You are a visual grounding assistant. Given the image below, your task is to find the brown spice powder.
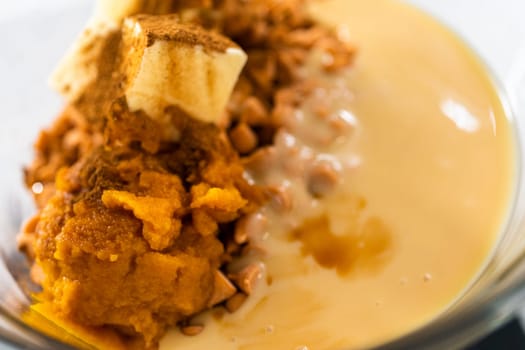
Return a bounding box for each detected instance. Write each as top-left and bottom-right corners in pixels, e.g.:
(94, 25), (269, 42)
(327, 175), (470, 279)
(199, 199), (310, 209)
(132, 14), (236, 51)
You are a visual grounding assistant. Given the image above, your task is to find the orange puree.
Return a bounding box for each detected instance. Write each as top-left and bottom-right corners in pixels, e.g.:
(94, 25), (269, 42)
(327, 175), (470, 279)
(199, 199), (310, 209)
(18, 0), (354, 348)
(22, 112), (264, 349)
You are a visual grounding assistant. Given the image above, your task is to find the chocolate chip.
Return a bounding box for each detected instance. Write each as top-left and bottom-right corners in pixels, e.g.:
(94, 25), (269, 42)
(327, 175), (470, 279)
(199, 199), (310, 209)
(181, 324), (204, 336)
(229, 123), (258, 154)
(225, 292), (248, 313)
(307, 161), (339, 197)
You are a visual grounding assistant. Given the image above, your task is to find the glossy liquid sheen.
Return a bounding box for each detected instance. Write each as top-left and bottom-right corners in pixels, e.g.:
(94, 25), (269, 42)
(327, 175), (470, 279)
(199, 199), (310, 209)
(162, 0), (515, 349)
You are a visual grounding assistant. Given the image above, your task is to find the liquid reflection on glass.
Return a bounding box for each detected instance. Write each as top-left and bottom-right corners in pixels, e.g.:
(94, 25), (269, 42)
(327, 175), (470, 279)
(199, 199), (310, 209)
(440, 99), (480, 133)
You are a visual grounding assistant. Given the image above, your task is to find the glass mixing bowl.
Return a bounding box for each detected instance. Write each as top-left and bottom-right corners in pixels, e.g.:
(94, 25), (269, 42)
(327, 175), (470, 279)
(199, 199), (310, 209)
(0, 1), (524, 349)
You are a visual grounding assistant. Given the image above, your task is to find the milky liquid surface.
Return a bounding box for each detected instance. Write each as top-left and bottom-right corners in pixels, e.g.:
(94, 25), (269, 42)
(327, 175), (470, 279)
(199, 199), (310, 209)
(161, 1), (516, 349)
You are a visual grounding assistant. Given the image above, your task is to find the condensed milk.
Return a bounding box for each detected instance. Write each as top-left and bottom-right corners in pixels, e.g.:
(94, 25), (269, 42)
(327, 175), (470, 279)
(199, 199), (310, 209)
(161, 0), (516, 348)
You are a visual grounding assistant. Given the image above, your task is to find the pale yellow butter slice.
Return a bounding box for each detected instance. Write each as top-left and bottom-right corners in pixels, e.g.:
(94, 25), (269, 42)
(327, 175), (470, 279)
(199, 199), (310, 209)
(122, 15), (247, 126)
(50, 19), (118, 103)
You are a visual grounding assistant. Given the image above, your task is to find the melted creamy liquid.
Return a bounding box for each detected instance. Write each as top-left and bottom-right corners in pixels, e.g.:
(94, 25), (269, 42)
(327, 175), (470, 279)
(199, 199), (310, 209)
(161, 0), (515, 349)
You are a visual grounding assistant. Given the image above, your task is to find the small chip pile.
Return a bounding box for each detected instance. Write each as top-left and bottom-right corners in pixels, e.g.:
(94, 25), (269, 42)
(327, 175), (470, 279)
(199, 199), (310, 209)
(217, 0), (355, 154)
(19, 0), (355, 349)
